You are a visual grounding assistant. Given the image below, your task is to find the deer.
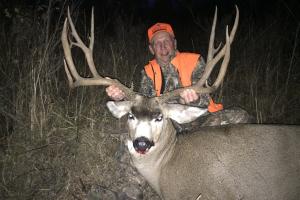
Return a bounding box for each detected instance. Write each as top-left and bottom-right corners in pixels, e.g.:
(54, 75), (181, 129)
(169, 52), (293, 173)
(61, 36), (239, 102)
(62, 6), (300, 200)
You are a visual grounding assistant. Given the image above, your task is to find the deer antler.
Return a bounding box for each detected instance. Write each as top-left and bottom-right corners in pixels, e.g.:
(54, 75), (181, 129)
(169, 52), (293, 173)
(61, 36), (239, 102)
(61, 7), (137, 100)
(158, 6), (239, 103)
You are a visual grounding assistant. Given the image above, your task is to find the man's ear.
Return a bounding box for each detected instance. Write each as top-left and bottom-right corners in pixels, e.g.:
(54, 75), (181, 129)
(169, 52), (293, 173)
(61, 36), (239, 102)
(148, 44), (155, 55)
(106, 101), (132, 118)
(164, 103), (207, 124)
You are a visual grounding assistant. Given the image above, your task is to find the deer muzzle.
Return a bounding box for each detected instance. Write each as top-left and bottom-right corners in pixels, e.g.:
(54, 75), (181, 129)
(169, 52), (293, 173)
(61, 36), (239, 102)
(133, 137), (155, 154)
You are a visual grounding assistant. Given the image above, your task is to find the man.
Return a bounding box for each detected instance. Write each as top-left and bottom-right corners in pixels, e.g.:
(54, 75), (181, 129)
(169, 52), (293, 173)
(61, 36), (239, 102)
(106, 22), (222, 112)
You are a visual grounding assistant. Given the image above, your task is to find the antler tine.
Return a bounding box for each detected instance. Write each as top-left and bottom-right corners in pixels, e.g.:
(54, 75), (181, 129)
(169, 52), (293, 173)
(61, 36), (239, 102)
(64, 7), (100, 78)
(158, 6), (239, 103)
(207, 6), (218, 63)
(61, 7), (137, 100)
(195, 6), (238, 88)
(89, 8), (95, 52)
(210, 26), (230, 89)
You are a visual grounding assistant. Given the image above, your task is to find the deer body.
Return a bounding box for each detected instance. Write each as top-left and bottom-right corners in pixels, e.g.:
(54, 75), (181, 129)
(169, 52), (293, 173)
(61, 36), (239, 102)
(158, 124), (300, 200)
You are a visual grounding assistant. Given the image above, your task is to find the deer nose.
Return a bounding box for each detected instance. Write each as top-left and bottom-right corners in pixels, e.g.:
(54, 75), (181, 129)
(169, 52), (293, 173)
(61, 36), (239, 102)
(133, 137), (154, 154)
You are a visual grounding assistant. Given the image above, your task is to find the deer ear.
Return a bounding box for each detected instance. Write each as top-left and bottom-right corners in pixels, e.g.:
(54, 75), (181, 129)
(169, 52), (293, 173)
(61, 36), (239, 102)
(106, 101), (132, 118)
(164, 104), (207, 124)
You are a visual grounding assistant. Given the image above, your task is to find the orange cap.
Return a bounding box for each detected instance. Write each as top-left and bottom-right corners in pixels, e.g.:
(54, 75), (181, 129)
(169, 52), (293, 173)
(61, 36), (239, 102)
(147, 22), (175, 42)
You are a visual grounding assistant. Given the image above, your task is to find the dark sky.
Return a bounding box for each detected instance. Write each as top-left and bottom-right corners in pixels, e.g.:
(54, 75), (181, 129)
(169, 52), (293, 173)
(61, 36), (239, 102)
(68, 0), (298, 35)
(85, 0), (299, 22)
(2, 0), (299, 24)
(1, 0), (299, 46)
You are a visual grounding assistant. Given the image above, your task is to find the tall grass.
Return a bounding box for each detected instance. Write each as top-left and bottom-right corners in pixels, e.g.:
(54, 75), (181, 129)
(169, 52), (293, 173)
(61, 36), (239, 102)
(0, 2), (299, 199)
(225, 15), (300, 124)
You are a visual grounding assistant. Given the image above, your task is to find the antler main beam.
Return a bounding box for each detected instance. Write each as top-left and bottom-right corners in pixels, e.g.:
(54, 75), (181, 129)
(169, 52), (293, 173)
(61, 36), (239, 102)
(61, 7), (136, 100)
(158, 6), (239, 103)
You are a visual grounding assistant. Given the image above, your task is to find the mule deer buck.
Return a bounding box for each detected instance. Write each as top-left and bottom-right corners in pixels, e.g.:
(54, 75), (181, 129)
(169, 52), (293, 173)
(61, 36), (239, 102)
(62, 6), (300, 200)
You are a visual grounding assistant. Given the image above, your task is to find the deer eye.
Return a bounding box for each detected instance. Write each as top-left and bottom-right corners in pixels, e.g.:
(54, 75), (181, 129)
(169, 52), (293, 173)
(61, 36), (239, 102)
(128, 113), (135, 120)
(154, 114), (163, 122)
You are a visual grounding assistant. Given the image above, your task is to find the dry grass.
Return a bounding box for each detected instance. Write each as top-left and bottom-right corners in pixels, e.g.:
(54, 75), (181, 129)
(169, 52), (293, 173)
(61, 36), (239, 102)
(0, 2), (299, 200)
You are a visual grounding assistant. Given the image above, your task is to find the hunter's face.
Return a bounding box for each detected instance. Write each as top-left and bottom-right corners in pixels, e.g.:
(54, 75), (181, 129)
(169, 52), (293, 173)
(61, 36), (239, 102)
(149, 31), (176, 66)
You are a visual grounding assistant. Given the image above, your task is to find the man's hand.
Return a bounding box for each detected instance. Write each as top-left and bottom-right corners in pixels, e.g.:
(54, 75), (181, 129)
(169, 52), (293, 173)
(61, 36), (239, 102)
(106, 85), (125, 101)
(180, 89), (199, 104)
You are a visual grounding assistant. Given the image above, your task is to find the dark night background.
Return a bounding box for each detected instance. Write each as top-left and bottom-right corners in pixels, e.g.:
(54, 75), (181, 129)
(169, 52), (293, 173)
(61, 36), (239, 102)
(2, 0), (300, 42)
(1, 0), (299, 55)
(0, 0), (299, 199)
(1, 0), (298, 121)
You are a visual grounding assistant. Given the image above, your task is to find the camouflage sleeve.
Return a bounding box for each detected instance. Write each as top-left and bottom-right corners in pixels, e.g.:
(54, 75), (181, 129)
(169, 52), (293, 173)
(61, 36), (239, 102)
(191, 58), (211, 107)
(139, 70), (156, 97)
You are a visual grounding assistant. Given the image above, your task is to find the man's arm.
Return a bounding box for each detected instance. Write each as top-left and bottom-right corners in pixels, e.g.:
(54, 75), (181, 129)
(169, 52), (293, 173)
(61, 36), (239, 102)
(107, 69), (155, 100)
(139, 70), (156, 97)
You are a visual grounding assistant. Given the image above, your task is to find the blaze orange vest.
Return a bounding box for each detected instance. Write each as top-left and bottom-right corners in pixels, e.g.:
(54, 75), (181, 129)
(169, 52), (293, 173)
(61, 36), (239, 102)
(144, 52), (223, 112)
(144, 52), (200, 96)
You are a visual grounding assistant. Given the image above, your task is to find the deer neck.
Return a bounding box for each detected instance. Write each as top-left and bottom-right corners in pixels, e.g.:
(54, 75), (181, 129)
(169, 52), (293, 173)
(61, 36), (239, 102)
(128, 119), (177, 195)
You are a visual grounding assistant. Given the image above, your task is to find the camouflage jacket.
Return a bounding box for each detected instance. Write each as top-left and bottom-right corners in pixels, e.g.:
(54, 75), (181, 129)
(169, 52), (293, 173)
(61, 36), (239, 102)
(139, 57), (210, 107)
